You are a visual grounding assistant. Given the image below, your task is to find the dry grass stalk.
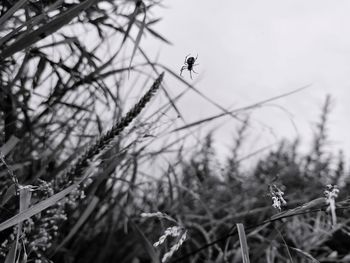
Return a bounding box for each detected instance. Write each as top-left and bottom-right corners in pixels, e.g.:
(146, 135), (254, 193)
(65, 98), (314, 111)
(64, 72), (164, 184)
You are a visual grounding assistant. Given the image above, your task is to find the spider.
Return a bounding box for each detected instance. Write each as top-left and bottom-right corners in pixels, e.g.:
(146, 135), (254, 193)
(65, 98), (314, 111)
(180, 54), (198, 79)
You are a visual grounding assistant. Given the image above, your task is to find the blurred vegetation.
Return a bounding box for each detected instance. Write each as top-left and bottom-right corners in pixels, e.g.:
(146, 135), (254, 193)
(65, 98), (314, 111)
(0, 1), (350, 263)
(141, 96), (350, 263)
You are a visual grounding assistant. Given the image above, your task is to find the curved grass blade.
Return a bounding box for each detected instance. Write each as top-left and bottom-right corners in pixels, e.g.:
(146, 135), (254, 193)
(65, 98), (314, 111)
(288, 246), (319, 263)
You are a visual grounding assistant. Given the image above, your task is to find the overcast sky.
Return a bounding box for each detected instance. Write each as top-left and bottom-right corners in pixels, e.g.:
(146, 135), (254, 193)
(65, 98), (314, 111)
(143, 0), (350, 159)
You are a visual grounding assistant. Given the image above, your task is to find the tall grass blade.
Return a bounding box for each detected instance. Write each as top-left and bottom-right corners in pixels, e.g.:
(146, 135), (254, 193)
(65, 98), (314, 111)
(145, 27), (172, 45)
(237, 223), (250, 263)
(170, 85), (310, 133)
(5, 188), (32, 263)
(0, 174), (87, 232)
(121, 1), (142, 45)
(130, 220), (160, 263)
(0, 185), (16, 207)
(128, 3), (147, 75)
(4, 242), (16, 263)
(0, 0), (64, 47)
(0, 0), (97, 59)
(55, 196), (99, 252)
(0, 136), (19, 156)
(0, 0), (27, 29)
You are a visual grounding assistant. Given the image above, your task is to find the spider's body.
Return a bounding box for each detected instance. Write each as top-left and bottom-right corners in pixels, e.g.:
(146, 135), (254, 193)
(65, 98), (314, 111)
(180, 54), (198, 79)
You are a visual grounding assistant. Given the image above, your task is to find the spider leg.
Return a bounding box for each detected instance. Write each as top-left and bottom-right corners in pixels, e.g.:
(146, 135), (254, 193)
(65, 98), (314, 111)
(180, 66), (186, 76)
(184, 54), (190, 63)
(189, 71), (193, 79)
(191, 64), (199, 74)
(195, 54), (198, 61)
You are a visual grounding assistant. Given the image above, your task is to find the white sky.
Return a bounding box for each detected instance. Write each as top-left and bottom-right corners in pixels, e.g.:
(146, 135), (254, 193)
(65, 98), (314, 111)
(142, 0), (350, 159)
